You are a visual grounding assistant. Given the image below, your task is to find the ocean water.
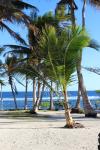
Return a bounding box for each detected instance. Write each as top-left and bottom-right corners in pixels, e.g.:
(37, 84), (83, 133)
(0, 91), (100, 110)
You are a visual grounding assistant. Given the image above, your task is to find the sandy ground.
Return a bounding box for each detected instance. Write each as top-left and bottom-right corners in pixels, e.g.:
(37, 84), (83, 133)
(0, 110), (100, 150)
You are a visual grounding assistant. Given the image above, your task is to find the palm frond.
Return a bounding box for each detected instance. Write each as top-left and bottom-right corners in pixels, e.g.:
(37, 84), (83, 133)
(3, 45), (31, 56)
(88, 39), (100, 51)
(87, 0), (100, 8)
(83, 67), (100, 75)
(0, 21), (27, 45)
(12, 0), (38, 11)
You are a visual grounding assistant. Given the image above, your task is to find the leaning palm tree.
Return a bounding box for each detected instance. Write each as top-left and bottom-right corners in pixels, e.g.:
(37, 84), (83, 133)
(39, 25), (91, 128)
(76, 0), (100, 116)
(2, 54), (18, 109)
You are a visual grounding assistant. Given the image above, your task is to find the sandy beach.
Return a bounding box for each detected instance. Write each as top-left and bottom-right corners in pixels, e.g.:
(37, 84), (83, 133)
(0, 110), (100, 150)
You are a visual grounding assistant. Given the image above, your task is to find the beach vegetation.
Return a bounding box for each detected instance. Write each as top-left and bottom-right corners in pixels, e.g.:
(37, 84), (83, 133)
(38, 25), (90, 127)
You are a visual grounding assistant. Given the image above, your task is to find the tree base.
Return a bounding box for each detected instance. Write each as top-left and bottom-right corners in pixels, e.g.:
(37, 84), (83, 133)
(64, 122), (84, 128)
(71, 108), (84, 114)
(85, 112), (97, 118)
(29, 109), (38, 114)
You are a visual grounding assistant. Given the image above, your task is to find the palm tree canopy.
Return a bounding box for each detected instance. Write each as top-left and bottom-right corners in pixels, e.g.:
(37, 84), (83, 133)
(39, 26), (90, 88)
(57, 0), (78, 9)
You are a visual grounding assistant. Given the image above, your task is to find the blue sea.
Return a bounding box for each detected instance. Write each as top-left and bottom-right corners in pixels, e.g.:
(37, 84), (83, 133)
(0, 91), (100, 110)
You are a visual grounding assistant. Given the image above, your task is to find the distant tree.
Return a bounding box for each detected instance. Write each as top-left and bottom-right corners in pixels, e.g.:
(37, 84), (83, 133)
(2, 54), (18, 109)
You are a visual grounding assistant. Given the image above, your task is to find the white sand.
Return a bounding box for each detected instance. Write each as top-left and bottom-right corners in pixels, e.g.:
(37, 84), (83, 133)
(0, 110), (100, 150)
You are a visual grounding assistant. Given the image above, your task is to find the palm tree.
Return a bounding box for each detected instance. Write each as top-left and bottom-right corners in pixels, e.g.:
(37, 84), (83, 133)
(0, 0), (38, 45)
(76, 0), (100, 117)
(3, 10), (64, 111)
(39, 25), (91, 128)
(27, 12), (64, 113)
(57, 0), (100, 117)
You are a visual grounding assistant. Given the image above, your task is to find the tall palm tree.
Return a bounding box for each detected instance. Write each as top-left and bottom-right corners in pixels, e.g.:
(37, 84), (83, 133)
(57, 0), (99, 117)
(76, 0), (100, 117)
(0, 0), (38, 45)
(39, 25), (91, 127)
(28, 12), (63, 113)
(56, 1), (82, 112)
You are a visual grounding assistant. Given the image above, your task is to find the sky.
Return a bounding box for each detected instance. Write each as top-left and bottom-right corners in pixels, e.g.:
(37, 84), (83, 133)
(0, 0), (100, 91)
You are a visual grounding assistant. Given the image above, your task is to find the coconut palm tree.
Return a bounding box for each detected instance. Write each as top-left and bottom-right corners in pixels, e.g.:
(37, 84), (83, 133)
(76, 0), (100, 117)
(56, 0), (100, 117)
(39, 25), (91, 127)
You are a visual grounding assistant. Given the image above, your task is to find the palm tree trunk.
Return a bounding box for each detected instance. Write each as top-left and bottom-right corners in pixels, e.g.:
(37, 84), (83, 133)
(70, 0), (76, 28)
(0, 84), (3, 110)
(77, 0), (97, 117)
(33, 77), (36, 107)
(77, 56), (97, 117)
(63, 87), (74, 128)
(33, 79), (41, 113)
(75, 84), (81, 109)
(49, 81), (54, 110)
(10, 83), (17, 110)
(82, 0), (86, 29)
(38, 81), (45, 109)
(24, 76), (28, 110)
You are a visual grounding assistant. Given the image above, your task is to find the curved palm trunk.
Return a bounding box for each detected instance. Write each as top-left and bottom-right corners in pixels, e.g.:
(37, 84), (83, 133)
(70, 0), (81, 111)
(24, 76), (28, 110)
(49, 81), (54, 110)
(77, 56), (96, 117)
(63, 87), (74, 128)
(77, 0), (97, 117)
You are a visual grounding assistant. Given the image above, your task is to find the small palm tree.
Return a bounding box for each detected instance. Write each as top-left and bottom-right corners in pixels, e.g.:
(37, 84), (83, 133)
(39, 25), (90, 128)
